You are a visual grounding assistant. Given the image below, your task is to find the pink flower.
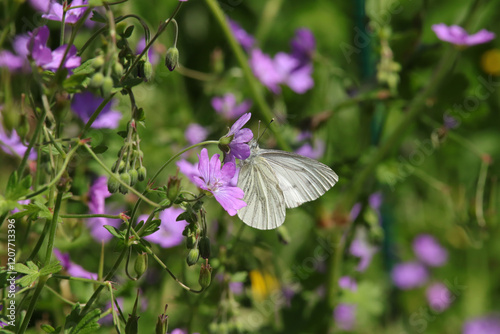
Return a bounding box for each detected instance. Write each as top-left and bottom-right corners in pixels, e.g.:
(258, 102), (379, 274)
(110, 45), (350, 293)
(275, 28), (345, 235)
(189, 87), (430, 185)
(211, 93), (252, 120)
(193, 148), (246, 216)
(221, 113), (253, 163)
(140, 207), (188, 248)
(391, 262), (429, 290)
(426, 282), (453, 312)
(432, 24), (495, 46)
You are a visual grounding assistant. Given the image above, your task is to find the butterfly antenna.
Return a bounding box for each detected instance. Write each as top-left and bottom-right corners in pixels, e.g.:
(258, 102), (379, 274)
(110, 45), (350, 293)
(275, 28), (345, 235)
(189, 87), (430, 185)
(256, 118), (274, 143)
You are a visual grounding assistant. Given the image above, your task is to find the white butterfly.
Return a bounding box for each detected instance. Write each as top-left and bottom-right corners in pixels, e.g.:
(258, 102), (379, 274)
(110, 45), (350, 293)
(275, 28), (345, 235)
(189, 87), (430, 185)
(237, 139), (338, 230)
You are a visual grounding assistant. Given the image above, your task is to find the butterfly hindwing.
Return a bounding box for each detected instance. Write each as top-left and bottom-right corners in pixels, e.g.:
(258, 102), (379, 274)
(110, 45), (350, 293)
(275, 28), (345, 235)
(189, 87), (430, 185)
(237, 156), (286, 230)
(258, 150), (338, 208)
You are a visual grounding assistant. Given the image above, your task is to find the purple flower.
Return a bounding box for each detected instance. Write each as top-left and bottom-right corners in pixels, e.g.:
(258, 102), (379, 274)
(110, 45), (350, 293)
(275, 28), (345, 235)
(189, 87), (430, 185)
(250, 49), (314, 94)
(221, 113), (253, 163)
(0, 34), (30, 72)
(229, 281), (244, 295)
(141, 207), (188, 248)
(333, 303), (356, 331)
(338, 276), (358, 291)
(274, 52), (314, 94)
(87, 176), (121, 242)
(71, 92), (122, 129)
(349, 228), (378, 272)
(463, 315), (500, 334)
(193, 148), (246, 216)
(250, 49), (282, 94)
(29, 26), (81, 72)
(0, 116), (37, 159)
(432, 24), (495, 46)
(185, 123), (208, 146)
(412, 234), (448, 267)
(227, 18), (255, 51)
(54, 248), (97, 279)
(42, 0), (89, 24)
(290, 28), (316, 66)
(426, 282), (453, 312)
(444, 113), (459, 129)
(295, 140), (325, 159)
(176, 159), (200, 184)
(211, 93), (252, 120)
(391, 262), (428, 290)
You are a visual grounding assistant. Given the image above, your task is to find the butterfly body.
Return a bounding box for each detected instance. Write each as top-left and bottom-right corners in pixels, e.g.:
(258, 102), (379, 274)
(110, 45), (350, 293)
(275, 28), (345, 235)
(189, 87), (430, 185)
(237, 139), (338, 230)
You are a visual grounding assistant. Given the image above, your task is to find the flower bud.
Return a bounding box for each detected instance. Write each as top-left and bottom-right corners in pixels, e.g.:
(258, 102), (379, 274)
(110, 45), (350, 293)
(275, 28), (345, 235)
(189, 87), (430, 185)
(113, 62), (124, 76)
(129, 169), (138, 186)
(186, 235), (196, 249)
(92, 55), (105, 69)
(218, 134), (233, 154)
(90, 72), (104, 88)
(143, 61), (153, 81)
(108, 174), (120, 193)
(102, 76), (114, 97)
(167, 176), (181, 202)
(186, 248), (200, 266)
(134, 252), (148, 278)
(119, 172), (131, 194)
(199, 236), (211, 259)
(137, 166), (147, 181)
(17, 114), (30, 140)
(165, 47), (179, 71)
(198, 262), (212, 289)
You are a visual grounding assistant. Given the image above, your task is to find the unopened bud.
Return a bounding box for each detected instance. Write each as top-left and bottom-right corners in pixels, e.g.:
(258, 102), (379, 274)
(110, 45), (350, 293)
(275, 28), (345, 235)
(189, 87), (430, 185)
(143, 61), (153, 81)
(137, 166), (147, 181)
(199, 236), (211, 259)
(102, 76), (114, 97)
(134, 252), (148, 278)
(155, 310), (168, 334)
(108, 174), (120, 193)
(92, 55), (105, 69)
(165, 47), (179, 71)
(90, 72), (104, 88)
(114, 62), (124, 76)
(198, 262), (212, 289)
(186, 248), (200, 266)
(129, 169), (138, 186)
(218, 134), (233, 154)
(119, 172), (131, 194)
(167, 176), (181, 202)
(186, 235), (196, 249)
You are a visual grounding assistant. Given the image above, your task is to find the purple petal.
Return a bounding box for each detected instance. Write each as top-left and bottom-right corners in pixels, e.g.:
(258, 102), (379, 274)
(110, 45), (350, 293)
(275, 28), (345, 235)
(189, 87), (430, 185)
(213, 186), (246, 216)
(144, 207), (188, 248)
(391, 262), (428, 290)
(219, 161), (236, 183)
(197, 148), (211, 185)
(228, 113), (251, 135)
(185, 123), (208, 146)
(250, 49), (282, 93)
(333, 304), (356, 331)
(177, 159), (200, 184)
(426, 282), (452, 312)
(412, 234), (448, 267)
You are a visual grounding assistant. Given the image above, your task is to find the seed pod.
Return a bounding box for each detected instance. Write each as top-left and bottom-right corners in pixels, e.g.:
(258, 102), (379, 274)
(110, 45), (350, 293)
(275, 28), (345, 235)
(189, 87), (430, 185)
(129, 169), (138, 186)
(107, 174), (120, 193)
(198, 262), (212, 289)
(119, 172), (131, 194)
(102, 76), (114, 97)
(137, 166), (147, 181)
(165, 47), (179, 71)
(134, 252), (148, 278)
(90, 72), (104, 88)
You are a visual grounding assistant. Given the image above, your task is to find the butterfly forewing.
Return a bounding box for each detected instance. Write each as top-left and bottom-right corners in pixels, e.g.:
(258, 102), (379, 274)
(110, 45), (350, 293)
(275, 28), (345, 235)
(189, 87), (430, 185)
(259, 150), (338, 208)
(237, 156), (286, 230)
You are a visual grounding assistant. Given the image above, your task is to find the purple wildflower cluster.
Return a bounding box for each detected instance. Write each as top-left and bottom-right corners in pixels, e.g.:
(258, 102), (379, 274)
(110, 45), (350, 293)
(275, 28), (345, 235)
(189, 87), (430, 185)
(228, 19), (315, 94)
(392, 234), (452, 312)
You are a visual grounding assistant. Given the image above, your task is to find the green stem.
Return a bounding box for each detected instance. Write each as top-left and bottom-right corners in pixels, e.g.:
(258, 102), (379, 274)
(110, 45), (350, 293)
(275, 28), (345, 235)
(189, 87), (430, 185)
(203, 0), (289, 150)
(475, 158), (489, 227)
(18, 191), (63, 332)
(121, 2), (183, 83)
(52, 274), (109, 286)
(60, 213), (122, 219)
(22, 144), (80, 200)
(326, 228), (344, 311)
(83, 144), (161, 208)
(17, 106), (46, 177)
(80, 248), (127, 317)
(45, 285), (76, 306)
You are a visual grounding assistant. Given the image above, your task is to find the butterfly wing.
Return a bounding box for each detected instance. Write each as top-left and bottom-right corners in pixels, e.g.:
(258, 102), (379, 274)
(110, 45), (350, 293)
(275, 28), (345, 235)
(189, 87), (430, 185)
(258, 149), (338, 208)
(237, 156), (286, 230)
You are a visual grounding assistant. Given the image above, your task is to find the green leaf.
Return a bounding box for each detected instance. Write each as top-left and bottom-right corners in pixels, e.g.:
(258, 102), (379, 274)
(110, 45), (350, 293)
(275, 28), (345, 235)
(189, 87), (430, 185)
(24, 201), (54, 221)
(69, 309), (101, 334)
(135, 108), (145, 121)
(117, 130), (127, 138)
(40, 262), (63, 276)
(123, 25), (135, 38)
(41, 146), (61, 156)
(6, 172), (18, 197)
(15, 261), (40, 287)
(92, 144), (108, 154)
(90, 9), (106, 22)
(231, 271), (248, 282)
(104, 225), (124, 239)
(139, 219), (161, 237)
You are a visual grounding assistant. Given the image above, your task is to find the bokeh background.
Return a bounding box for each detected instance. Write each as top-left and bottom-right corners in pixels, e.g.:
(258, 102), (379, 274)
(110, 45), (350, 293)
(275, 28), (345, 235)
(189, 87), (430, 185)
(1, 0), (500, 333)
